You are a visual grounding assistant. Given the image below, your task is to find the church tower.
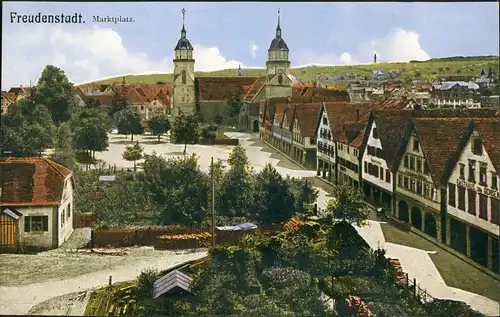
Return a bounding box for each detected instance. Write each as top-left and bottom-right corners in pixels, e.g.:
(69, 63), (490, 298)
(172, 8), (196, 117)
(265, 9), (292, 99)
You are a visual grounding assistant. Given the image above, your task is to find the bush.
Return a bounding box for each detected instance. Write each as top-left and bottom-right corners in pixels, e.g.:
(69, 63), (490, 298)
(137, 268), (159, 299)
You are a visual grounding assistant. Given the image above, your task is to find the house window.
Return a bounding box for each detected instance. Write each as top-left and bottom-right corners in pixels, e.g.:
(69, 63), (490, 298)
(424, 183), (429, 197)
(448, 183), (456, 206)
(467, 189), (476, 215)
(347, 147), (350, 154)
(492, 173), (498, 190)
(24, 216), (49, 232)
(310, 138), (316, 145)
(424, 162), (430, 175)
(373, 165), (379, 178)
(385, 170), (391, 183)
(364, 162), (368, 173)
(404, 155), (409, 168)
(479, 193), (488, 220)
(410, 156), (415, 170)
(459, 164), (465, 179)
(479, 163), (487, 186)
(398, 174), (402, 187)
(410, 178), (416, 192)
(458, 186), (466, 211)
(67, 203), (71, 219)
(491, 198), (500, 225)
(472, 137), (482, 156)
(416, 158), (422, 173)
(413, 139), (419, 152)
(417, 181), (423, 195)
(403, 177), (409, 189)
(379, 167), (384, 180)
(61, 211), (64, 227)
(323, 117), (328, 125)
(372, 128), (379, 139)
(468, 160), (476, 183)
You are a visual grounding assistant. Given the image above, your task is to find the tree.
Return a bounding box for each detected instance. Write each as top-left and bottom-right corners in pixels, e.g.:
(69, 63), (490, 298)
(72, 107), (110, 160)
(228, 97), (243, 118)
(35, 65), (78, 124)
(171, 110), (200, 154)
(146, 112), (170, 142)
(324, 184), (370, 227)
(122, 141), (143, 172)
(287, 177), (318, 214)
(108, 99), (131, 119)
(73, 169), (160, 227)
(1, 98), (55, 156)
(85, 98), (101, 108)
(115, 109), (144, 141)
(252, 164), (295, 225)
(142, 153), (209, 226)
(50, 122), (77, 170)
(227, 145), (249, 170)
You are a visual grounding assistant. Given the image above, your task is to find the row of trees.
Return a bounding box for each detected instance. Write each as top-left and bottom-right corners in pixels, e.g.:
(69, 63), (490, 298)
(75, 145), (318, 228)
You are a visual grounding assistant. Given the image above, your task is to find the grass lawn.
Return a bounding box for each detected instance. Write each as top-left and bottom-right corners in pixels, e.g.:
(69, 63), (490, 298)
(87, 56), (499, 85)
(380, 223), (500, 302)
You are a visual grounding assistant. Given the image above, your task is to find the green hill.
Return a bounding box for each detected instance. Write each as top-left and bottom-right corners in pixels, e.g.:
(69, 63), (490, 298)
(85, 56), (499, 85)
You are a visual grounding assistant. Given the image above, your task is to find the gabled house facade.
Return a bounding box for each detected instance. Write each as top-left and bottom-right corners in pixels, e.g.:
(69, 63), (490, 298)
(316, 104), (336, 182)
(0, 158), (74, 251)
(394, 119), (451, 242)
(361, 116), (399, 211)
(290, 103), (321, 168)
(446, 120), (500, 273)
(280, 107), (294, 155)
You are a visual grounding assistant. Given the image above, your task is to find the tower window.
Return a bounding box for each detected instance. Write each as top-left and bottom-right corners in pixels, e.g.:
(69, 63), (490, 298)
(278, 75), (283, 85)
(182, 71), (186, 84)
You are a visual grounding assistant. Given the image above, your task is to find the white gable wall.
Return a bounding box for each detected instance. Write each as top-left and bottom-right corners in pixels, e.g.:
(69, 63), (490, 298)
(362, 122), (392, 193)
(447, 131), (500, 235)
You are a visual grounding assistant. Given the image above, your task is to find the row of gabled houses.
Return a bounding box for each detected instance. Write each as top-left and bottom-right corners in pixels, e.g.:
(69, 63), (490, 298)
(260, 100), (500, 274)
(75, 82), (173, 120)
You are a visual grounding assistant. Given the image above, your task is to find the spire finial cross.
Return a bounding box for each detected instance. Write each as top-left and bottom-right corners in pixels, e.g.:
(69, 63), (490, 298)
(182, 8), (186, 25)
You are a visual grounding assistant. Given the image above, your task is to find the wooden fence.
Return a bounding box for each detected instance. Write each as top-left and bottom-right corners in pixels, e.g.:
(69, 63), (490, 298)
(91, 226), (207, 248)
(73, 212), (98, 229)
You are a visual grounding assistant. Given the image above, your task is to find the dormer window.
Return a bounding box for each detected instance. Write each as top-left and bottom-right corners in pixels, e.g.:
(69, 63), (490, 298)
(413, 139), (419, 152)
(472, 137), (482, 156)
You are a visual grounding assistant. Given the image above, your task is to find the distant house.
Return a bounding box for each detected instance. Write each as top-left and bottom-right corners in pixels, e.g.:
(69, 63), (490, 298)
(1, 91), (17, 114)
(431, 81), (481, 109)
(0, 157), (74, 251)
(372, 70), (388, 80)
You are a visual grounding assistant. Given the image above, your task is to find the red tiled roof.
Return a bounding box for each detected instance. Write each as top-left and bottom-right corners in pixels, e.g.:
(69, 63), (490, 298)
(371, 110), (415, 170)
(475, 119), (500, 174)
(84, 94), (114, 107)
(322, 102), (372, 142)
(0, 157), (72, 206)
(293, 103), (322, 137)
(413, 118), (472, 186)
(196, 77), (259, 101)
(244, 77), (266, 101)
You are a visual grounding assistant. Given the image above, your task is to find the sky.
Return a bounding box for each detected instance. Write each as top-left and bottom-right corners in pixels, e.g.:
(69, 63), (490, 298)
(2, 2), (499, 89)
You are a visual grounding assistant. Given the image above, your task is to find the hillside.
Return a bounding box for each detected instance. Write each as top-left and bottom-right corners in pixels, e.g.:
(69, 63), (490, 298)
(84, 56), (499, 86)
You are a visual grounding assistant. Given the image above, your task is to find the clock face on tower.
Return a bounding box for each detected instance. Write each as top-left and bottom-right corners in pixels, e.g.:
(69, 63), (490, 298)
(278, 69), (283, 74)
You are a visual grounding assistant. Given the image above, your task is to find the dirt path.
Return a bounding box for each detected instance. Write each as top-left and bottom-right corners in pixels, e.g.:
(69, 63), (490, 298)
(0, 248), (207, 315)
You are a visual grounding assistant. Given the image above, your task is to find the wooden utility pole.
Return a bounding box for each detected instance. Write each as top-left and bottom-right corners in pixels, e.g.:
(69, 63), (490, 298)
(211, 157), (216, 248)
